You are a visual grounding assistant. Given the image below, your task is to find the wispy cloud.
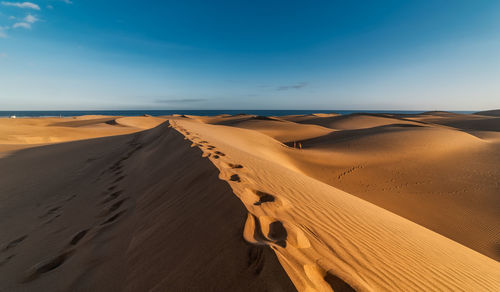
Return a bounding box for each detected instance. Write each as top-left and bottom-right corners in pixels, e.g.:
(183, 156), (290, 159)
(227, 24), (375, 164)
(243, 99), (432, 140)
(155, 98), (207, 103)
(24, 13), (37, 23)
(61, 0), (72, 4)
(13, 22), (30, 29)
(0, 52), (7, 58)
(1, 2), (41, 10)
(276, 82), (308, 91)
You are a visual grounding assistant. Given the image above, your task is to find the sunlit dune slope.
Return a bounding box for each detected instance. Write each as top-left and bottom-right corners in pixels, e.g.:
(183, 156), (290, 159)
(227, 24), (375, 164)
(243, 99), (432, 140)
(281, 113), (420, 130)
(172, 117), (500, 291)
(114, 116), (167, 129)
(285, 126), (499, 260)
(280, 113), (340, 123)
(228, 119), (333, 143)
(251, 112), (500, 261)
(0, 116), (165, 155)
(289, 123), (483, 154)
(188, 114), (334, 143)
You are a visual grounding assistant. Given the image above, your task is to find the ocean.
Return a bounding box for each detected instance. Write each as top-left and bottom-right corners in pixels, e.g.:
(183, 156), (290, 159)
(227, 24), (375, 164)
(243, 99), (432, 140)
(0, 110), (475, 118)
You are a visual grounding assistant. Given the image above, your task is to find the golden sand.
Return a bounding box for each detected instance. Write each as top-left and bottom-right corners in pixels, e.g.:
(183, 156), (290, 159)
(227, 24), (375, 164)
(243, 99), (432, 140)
(1, 112), (499, 291)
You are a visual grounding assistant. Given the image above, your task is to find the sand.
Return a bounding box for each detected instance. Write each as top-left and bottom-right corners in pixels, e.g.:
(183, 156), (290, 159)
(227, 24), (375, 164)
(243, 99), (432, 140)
(0, 116), (165, 157)
(0, 119), (294, 291)
(0, 112), (499, 291)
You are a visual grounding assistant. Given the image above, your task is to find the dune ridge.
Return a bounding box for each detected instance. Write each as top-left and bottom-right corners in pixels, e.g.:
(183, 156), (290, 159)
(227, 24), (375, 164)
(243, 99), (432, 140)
(171, 117), (500, 291)
(0, 121), (295, 291)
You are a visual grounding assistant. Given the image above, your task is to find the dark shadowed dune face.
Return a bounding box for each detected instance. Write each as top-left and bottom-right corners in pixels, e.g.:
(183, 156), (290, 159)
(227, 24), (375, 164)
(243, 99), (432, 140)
(0, 121), (295, 291)
(475, 109), (500, 117)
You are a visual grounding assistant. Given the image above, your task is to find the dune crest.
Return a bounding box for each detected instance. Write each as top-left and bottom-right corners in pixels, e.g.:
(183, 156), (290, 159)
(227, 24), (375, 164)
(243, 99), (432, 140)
(171, 117), (500, 291)
(0, 121), (295, 291)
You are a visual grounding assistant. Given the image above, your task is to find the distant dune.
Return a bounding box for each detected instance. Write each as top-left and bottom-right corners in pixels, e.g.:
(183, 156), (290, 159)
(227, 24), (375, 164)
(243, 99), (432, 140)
(0, 112), (499, 291)
(475, 109), (500, 117)
(0, 116), (165, 156)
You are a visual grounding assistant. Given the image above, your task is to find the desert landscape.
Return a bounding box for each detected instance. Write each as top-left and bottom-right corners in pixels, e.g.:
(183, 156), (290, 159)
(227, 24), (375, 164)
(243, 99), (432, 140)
(2, 1), (499, 290)
(1, 111), (499, 291)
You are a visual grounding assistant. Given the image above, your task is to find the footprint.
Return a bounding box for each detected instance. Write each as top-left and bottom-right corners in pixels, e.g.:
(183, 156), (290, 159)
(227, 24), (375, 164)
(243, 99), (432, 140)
(47, 206), (60, 213)
(109, 163), (121, 172)
(247, 246), (265, 275)
(0, 254), (15, 267)
(267, 221), (287, 248)
(244, 215), (289, 248)
(212, 155), (220, 159)
(230, 174), (241, 182)
(44, 214), (61, 225)
(113, 175), (125, 184)
(39, 207), (61, 219)
(324, 271), (356, 292)
(100, 210), (126, 226)
(243, 214), (268, 244)
(108, 199), (126, 213)
(228, 163), (243, 169)
(24, 251), (73, 282)
(36, 253), (69, 272)
(2, 235), (27, 251)
(214, 151), (225, 156)
(101, 190), (123, 204)
(69, 229), (89, 245)
(253, 191), (275, 206)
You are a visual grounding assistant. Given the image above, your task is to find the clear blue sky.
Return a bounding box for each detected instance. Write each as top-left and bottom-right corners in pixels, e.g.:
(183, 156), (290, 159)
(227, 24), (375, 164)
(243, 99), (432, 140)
(1, 0), (499, 110)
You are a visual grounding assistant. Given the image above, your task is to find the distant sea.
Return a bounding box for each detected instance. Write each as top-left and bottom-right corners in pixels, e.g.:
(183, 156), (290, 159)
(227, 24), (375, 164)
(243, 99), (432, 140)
(0, 110), (475, 118)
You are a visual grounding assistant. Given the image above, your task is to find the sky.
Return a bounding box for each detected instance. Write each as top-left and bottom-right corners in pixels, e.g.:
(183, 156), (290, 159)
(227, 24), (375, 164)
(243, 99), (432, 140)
(0, 0), (499, 110)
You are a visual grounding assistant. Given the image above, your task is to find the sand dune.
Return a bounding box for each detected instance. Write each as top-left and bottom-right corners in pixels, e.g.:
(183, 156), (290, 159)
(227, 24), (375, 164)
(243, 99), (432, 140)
(114, 116), (167, 129)
(170, 116), (500, 291)
(280, 113), (339, 123)
(408, 112), (500, 132)
(281, 113), (420, 130)
(286, 124), (483, 155)
(196, 114), (333, 143)
(475, 109), (500, 117)
(0, 116), (165, 156)
(0, 121), (294, 291)
(48, 116), (119, 127)
(283, 132), (499, 261)
(1, 112), (499, 291)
